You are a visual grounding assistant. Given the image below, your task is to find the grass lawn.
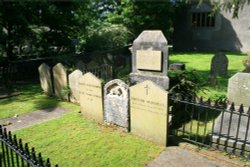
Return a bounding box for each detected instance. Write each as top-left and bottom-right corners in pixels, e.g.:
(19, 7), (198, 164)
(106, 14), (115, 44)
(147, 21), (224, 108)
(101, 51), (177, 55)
(169, 52), (246, 99)
(0, 84), (78, 120)
(15, 110), (164, 167)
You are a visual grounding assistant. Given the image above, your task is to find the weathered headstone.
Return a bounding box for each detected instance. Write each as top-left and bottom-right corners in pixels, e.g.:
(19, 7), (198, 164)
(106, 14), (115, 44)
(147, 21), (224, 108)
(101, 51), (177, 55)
(130, 80), (168, 146)
(79, 72), (103, 123)
(129, 30), (169, 90)
(210, 53), (228, 76)
(76, 61), (86, 72)
(227, 72), (250, 107)
(169, 63), (185, 71)
(104, 79), (129, 128)
(69, 69), (82, 104)
(38, 63), (53, 96)
(87, 61), (99, 69)
(52, 63), (68, 100)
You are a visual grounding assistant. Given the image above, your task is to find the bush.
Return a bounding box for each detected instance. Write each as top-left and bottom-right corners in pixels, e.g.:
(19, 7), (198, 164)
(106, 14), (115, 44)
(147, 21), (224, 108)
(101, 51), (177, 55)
(243, 55), (250, 72)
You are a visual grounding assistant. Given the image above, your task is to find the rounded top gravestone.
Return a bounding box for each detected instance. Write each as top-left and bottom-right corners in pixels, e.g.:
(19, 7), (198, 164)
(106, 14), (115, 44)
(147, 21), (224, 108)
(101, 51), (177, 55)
(210, 52), (228, 76)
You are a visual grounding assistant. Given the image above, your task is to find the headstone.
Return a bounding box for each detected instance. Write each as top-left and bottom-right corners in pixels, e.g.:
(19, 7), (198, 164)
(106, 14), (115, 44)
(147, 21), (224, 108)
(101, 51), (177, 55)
(129, 30), (169, 90)
(169, 63), (185, 71)
(210, 53), (228, 76)
(227, 72), (250, 107)
(104, 79), (129, 128)
(87, 61), (99, 69)
(207, 72), (217, 85)
(79, 72), (103, 123)
(76, 61), (86, 72)
(130, 80), (168, 146)
(52, 63), (68, 100)
(38, 63), (53, 96)
(68, 69), (82, 104)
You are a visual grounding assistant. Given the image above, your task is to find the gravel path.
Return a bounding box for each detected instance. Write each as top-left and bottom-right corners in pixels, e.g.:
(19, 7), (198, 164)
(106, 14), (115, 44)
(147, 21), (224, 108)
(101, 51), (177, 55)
(0, 107), (69, 131)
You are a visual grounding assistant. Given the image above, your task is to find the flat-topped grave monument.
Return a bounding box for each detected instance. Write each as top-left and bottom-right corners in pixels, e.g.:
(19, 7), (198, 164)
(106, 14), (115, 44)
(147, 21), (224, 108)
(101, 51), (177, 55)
(129, 30), (169, 90)
(79, 72), (103, 123)
(130, 80), (168, 146)
(38, 63), (53, 96)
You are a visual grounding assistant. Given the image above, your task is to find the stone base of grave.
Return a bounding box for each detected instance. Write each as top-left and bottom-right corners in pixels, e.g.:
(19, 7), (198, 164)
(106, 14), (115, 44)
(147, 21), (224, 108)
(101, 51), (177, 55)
(211, 135), (250, 158)
(129, 73), (169, 90)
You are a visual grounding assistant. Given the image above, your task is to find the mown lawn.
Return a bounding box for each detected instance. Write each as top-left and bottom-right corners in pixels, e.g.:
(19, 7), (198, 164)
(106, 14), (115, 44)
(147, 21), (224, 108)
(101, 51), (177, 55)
(15, 110), (164, 167)
(169, 52), (246, 99)
(0, 84), (78, 120)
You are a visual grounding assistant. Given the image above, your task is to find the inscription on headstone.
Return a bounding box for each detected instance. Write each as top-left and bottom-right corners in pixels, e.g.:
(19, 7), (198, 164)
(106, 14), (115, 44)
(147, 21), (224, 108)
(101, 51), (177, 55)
(227, 72), (250, 107)
(104, 79), (129, 128)
(52, 63), (68, 100)
(38, 63), (53, 96)
(210, 53), (228, 76)
(130, 80), (168, 146)
(69, 70), (82, 104)
(79, 72), (103, 123)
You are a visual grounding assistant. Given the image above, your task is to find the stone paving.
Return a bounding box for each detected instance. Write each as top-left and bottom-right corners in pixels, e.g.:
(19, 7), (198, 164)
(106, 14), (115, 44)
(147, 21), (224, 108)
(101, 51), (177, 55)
(0, 107), (69, 131)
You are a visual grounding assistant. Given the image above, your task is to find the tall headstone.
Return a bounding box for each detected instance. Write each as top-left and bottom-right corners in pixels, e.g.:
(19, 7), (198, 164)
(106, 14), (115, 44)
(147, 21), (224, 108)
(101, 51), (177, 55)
(79, 72), (103, 123)
(130, 80), (168, 146)
(104, 79), (129, 128)
(76, 61), (86, 72)
(69, 69), (82, 104)
(129, 30), (169, 90)
(227, 72), (250, 106)
(52, 63), (68, 100)
(38, 63), (53, 96)
(210, 52), (228, 76)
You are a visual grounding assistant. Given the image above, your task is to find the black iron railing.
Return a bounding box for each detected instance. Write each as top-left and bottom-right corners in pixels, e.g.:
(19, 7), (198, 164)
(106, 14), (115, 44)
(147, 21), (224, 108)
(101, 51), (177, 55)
(0, 125), (58, 167)
(169, 95), (250, 159)
(83, 64), (113, 82)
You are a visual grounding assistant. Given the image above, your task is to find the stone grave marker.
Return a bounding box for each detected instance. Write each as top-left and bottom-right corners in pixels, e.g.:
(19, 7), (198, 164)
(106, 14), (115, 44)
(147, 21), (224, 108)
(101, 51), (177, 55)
(227, 72), (250, 107)
(76, 61), (86, 72)
(52, 63), (68, 100)
(87, 61), (99, 69)
(210, 52), (228, 76)
(69, 69), (82, 104)
(104, 79), (129, 128)
(79, 72), (103, 123)
(38, 63), (53, 96)
(212, 109), (250, 155)
(129, 30), (169, 90)
(130, 80), (168, 146)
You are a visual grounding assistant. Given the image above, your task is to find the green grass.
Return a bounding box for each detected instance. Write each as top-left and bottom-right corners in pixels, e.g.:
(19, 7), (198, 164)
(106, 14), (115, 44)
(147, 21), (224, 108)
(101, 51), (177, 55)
(169, 52), (246, 99)
(0, 84), (78, 120)
(15, 110), (164, 167)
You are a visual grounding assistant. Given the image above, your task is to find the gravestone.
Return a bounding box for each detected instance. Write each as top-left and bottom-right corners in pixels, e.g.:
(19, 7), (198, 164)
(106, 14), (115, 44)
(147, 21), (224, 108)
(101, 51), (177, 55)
(87, 61), (99, 69)
(227, 72), (250, 107)
(79, 72), (103, 123)
(104, 79), (129, 128)
(76, 61), (86, 72)
(210, 53), (228, 76)
(68, 69), (82, 104)
(52, 63), (68, 100)
(38, 63), (53, 96)
(129, 30), (169, 90)
(212, 110), (250, 156)
(130, 80), (168, 146)
(169, 63), (185, 71)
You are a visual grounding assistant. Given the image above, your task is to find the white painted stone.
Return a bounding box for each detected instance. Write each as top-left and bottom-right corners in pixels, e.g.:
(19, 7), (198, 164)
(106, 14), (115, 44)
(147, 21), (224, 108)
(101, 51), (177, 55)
(69, 70), (82, 104)
(104, 79), (129, 128)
